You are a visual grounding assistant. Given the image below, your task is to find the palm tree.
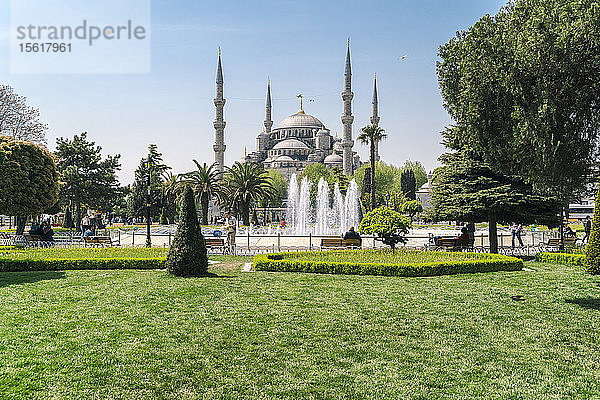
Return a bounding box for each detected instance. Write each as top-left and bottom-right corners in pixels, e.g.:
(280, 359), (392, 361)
(358, 125), (387, 210)
(222, 162), (275, 226)
(160, 172), (183, 224)
(182, 161), (222, 225)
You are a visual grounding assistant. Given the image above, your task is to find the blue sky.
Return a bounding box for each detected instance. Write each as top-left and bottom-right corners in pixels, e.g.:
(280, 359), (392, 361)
(0, 0), (505, 183)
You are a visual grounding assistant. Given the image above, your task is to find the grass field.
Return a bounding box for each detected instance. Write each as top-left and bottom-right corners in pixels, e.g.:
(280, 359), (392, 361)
(0, 247), (169, 260)
(1, 258), (600, 399)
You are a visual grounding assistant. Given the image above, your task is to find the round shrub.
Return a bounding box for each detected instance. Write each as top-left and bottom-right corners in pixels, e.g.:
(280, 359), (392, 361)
(166, 186), (208, 276)
(359, 206), (411, 249)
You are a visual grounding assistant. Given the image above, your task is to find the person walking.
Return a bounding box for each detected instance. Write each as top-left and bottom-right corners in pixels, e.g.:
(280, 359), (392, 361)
(511, 223), (524, 247)
(583, 216), (592, 243)
(224, 211), (237, 255)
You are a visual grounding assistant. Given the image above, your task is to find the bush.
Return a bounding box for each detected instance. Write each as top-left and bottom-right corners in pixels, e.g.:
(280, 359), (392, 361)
(0, 257), (164, 272)
(586, 185), (600, 274)
(359, 206), (411, 249)
(537, 252), (586, 267)
(253, 250), (522, 277)
(166, 186), (208, 276)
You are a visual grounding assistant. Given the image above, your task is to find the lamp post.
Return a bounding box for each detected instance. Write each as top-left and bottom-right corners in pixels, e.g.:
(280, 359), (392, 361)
(145, 155), (152, 248)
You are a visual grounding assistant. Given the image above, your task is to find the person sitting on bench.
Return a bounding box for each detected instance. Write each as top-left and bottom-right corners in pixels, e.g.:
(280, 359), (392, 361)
(343, 226), (362, 245)
(457, 227), (470, 246)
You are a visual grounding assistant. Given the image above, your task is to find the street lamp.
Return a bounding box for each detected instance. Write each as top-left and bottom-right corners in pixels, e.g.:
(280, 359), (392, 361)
(145, 155), (152, 248)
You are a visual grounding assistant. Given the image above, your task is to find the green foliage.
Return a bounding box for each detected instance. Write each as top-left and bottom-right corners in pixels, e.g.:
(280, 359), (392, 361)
(221, 162), (275, 226)
(401, 160), (428, 190)
(253, 250), (523, 277)
(585, 185), (600, 275)
(182, 161), (221, 224)
(261, 169), (287, 208)
(402, 200), (423, 221)
(400, 169), (416, 200)
(166, 187), (208, 276)
(437, 0), (600, 206)
(298, 163), (348, 205)
(160, 172), (183, 224)
(537, 252), (585, 267)
(0, 136), (59, 228)
(358, 125), (387, 210)
(383, 190), (407, 213)
(359, 206), (411, 249)
(354, 161), (397, 197)
(0, 258), (164, 272)
(64, 207), (74, 229)
(55, 132), (122, 229)
(128, 144), (170, 220)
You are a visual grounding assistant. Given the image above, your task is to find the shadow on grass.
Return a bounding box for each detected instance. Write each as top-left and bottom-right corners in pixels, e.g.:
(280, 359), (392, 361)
(565, 298), (600, 311)
(0, 271), (65, 288)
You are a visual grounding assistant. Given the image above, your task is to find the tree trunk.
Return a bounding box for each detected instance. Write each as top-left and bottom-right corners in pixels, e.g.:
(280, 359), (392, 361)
(488, 211), (498, 254)
(15, 216), (27, 235)
(75, 201), (82, 232)
(242, 201), (250, 226)
(559, 207), (565, 251)
(370, 141), (376, 211)
(201, 193), (209, 226)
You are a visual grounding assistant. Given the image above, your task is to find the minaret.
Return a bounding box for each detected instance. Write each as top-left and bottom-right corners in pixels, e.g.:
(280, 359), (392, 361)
(213, 48), (226, 174)
(341, 39), (354, 175)
(370, 73), (381, 161)
(264, 80), (273, 133)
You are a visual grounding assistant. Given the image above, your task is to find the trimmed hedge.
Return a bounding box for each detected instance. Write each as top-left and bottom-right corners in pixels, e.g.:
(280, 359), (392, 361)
(0, 257), (165, 272)
(253, 251), (523, 277)
(536, 252), (586, 267)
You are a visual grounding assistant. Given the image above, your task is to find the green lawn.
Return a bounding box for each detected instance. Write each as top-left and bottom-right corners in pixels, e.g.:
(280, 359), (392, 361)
(282, 249), (505, 263)
(1, 259), (600, 399)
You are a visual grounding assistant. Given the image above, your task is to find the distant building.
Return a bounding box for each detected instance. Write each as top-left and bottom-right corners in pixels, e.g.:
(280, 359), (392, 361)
(416, 173), (433, 209)
(212, 41), (386, 179)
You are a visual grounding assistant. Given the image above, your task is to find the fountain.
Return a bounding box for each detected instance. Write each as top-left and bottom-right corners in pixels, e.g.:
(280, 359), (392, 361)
(285, 173), (360, 235)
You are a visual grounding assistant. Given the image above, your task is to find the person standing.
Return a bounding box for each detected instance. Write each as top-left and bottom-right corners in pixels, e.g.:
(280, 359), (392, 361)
(583, 216), (592, 243)
(224, 211), (237, 254)
(511, 222), (524, 247)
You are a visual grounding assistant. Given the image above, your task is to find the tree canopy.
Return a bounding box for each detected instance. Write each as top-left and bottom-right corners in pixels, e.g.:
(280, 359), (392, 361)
(0, 136), (59, 233)
(55, 132), (121, 230)
(0, 85), (48, 145)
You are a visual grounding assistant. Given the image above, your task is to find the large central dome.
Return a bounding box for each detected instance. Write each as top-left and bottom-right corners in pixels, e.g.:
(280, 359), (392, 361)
(277, 111), (324, 129)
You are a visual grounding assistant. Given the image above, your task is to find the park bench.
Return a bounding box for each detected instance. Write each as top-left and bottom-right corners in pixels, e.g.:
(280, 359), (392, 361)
(205, 238), (226, 254)
(320, 238), (362, 249)
(545, 237), (578, 247)
(83, 236), (116, 247)
(433, 237), (473, 251)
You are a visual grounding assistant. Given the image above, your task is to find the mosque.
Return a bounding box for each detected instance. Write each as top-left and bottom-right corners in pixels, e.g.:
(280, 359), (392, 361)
(211, 42), (381, 179)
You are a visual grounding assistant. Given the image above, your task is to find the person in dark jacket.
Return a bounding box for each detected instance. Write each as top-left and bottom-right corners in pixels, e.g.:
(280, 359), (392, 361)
(343, 226), (362, 244)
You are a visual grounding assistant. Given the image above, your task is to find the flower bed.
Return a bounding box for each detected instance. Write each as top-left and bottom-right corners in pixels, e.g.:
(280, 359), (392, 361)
(0, 248), (168, 272)
(253, 249), (523, 277)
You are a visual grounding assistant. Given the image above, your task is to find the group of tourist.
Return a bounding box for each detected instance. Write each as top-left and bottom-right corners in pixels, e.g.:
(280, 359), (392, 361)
(29, 221), (54, 242)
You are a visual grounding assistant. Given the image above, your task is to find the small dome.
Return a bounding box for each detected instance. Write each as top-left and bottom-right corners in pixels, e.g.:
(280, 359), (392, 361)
(273, 138), (309, 150)
(333, 141), (343, 151)
(324, 153), (343, 164)
(277, 112), (324, 129)
(316, 128), (329, 136)
(276, 155), (294, 161)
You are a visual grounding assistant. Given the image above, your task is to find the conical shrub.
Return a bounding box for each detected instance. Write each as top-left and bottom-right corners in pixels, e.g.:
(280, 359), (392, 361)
(585, 185), (600, 274)
(166, 186), (208, 276)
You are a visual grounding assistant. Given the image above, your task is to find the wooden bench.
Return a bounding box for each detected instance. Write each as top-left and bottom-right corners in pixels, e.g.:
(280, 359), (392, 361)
(434, 237), (473, 251)
(83, 236), (115, 247)
(546, 237), (577, 247)
(205, 238), (226, 254)
(320, 238), (362, 248)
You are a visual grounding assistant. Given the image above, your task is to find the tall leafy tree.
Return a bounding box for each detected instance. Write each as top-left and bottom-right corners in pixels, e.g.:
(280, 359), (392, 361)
(222, 162), (275, 226)
(400, 169), (416, 200)
(0, 85), (48, 145)
(259, 169), (287, 208)
(128, 144), (170, 221)
(431, 151), (559, 253)
(0, 136), (59, 234)
(437, 0), (600, 243)
(357, 125), (387, 210)
(183, 161), (221, 225)
(55, 133), (121, 231)
(401, 160), (428, 189)
(160, 172), (183, 224)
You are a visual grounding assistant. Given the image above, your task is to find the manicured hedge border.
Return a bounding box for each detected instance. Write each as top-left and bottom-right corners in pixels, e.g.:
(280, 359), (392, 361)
(253, 251), (523, 277)
(0, 257), (166, 272)
(536, 252), (585, 267)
